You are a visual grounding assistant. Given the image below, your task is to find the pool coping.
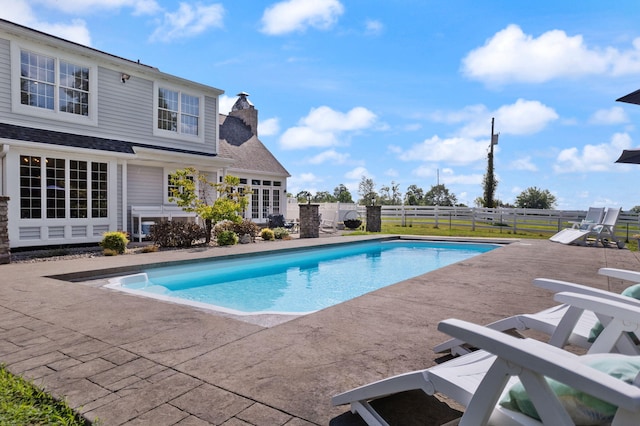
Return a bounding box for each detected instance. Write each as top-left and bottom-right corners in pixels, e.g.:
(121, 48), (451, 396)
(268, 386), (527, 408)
(3, 235), (637, 424)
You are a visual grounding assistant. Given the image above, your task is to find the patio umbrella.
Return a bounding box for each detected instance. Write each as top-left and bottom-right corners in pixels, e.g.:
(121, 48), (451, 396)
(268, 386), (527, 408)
(616, 149), (640, 164)
(617, 88), (640, 106)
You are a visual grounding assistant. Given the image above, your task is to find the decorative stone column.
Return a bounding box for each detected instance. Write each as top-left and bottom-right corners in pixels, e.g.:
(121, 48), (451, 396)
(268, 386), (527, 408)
(365, 205), (381, 232)
(0, 196), (10, 264)
(299, 204), (320, 238)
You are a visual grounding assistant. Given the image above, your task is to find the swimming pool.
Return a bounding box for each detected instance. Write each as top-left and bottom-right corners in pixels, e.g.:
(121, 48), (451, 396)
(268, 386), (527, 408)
(106, 239), (498, 315)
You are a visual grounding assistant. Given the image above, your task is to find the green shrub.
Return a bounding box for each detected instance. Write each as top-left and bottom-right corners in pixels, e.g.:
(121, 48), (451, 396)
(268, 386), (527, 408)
(216, 230), (239, 246)
(149, 221), (207, 247)
(260, 228), (275, 241)
(102, 248), (119, 256)
(232, 219), (260, 241)
(212, 220), (236, 237)
(100, 231), (129, 254)
(272, 227), (290, 239)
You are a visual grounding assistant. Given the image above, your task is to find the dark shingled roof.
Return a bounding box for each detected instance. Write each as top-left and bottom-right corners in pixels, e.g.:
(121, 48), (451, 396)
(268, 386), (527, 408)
(218, 115), (290, 176)
(0, 122), (217, 157)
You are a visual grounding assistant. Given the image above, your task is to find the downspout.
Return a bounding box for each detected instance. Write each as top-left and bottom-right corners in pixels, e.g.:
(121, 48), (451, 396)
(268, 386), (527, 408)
(0, 144), (8, 196)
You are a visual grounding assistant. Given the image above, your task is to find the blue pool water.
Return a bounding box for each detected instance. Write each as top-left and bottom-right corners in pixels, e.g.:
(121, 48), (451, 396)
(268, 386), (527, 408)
(108, 240), (497, 315)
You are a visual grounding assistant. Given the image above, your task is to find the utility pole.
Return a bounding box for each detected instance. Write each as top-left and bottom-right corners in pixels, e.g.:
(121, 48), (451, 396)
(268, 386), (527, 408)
(483, 117), (498, 208)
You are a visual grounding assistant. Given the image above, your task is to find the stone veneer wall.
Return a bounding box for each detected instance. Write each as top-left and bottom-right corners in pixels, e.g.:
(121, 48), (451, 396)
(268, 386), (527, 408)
(365, 205), (381, 232)
(0, 197), (9, 264)
(299, 204), (320, 238)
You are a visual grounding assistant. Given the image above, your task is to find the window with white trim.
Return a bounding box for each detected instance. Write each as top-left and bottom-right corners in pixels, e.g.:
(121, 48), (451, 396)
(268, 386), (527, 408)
(157, 87), (201, 136)
(20, 155), (107, 220)
(19, 49), (91, 118)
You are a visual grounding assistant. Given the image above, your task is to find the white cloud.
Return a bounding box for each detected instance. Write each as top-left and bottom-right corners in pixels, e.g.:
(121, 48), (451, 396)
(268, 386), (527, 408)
(279, 105), (377, 150)
(259, 118), (280, 136)
(218, 95), (235, 115)
(391, 135), (488, 165)
(462, 24), (624, 84)
(287, 172), (322, 194)
(3, 1), (92, 45)
(589, 106), (629, 125)
(457, 99), (558, 138)
(306, 149), (350, 165)
(260, 0), (344, 35)
(364, 19), (383, 36)
(554, 132), (633, 173)
(509, 156), (538, 172)
(345, 166), (370, 180)
(30, 0), (161, 15)
(150, 2), (224, 42)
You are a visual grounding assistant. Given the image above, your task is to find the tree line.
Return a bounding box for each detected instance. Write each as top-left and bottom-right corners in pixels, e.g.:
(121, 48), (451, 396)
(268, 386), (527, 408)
(293, 176), (559, 209)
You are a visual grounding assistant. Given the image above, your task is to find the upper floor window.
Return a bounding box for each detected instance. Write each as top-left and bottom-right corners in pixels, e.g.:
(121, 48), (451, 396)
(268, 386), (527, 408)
(157, 87), (201, 137)
(12, 43), (96, 125)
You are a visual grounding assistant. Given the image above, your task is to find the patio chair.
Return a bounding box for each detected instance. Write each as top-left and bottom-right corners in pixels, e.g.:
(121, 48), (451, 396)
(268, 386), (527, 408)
(434, 275), (640, 357)
(549, 207), (623, 247)
(549, 207), (604, 243)
(333, 303), (640, 426)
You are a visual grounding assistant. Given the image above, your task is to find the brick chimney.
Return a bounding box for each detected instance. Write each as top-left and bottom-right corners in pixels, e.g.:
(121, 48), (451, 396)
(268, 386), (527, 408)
(229, 92), (258, 137)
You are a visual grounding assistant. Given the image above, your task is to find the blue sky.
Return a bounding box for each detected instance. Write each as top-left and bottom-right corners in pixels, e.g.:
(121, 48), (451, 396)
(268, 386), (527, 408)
(5, 1), (640, 210)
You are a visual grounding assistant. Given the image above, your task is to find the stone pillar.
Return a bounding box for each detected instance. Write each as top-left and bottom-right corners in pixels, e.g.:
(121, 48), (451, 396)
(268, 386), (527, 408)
(366, 205), (382, 232)
(0, 196), (9, 264)
(299, 204), (320, 238)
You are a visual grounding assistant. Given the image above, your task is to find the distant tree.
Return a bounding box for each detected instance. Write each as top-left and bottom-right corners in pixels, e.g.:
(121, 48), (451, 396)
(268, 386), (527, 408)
(424, 184), (457, 206)
(631, 205), (640, 214)
(295, 190), (312, 203)
(405, 184), (424, 206)
(313, 191), (336, 202)
(515, 187), (557, 209)
(358, 176), (377, 205)
(333, 184), (354, 203)
(390, 181), (402, 205)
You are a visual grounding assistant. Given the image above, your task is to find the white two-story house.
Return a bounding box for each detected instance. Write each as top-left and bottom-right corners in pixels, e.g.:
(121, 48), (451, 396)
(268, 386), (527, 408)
(0, 19), (289, 248)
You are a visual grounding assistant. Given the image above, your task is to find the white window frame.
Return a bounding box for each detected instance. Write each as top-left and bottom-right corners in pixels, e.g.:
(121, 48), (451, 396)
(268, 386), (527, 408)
(164, 168), (197, 204)
(153, 82), (204, 143)
(10, 41), (98, 126)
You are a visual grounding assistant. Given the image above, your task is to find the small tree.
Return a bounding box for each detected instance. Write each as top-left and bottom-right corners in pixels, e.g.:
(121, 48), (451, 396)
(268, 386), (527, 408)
(515, 187), (557, 209)
(333, 184), (354, 203)
(358, 176), (377, 205)
(405, 184), (424, 206)
(424, 184), (457, 206)
(169, 168), (249, 243)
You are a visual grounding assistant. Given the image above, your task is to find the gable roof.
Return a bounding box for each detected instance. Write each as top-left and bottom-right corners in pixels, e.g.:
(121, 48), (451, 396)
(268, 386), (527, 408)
(218, 115), (290, 177)
(0, 122), (218, 157)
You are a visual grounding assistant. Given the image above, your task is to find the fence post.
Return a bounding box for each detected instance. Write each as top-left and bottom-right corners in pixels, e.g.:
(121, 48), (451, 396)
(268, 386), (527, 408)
(435, 205), (439, 228)
(472, 207), (476, 231)
(401, 204), (405, 227)
(513, 209), (517, 233)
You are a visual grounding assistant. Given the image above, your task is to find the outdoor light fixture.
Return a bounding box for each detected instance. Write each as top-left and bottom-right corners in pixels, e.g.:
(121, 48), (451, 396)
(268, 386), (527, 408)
(121, 73), (131, 83)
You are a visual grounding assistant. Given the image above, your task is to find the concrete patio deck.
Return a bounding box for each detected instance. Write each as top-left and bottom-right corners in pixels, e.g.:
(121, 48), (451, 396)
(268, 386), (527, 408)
(1, 235), (639, 425)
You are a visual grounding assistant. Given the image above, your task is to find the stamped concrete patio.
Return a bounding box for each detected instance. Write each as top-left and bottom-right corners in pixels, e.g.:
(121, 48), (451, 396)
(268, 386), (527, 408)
(1, 235), (639, 425)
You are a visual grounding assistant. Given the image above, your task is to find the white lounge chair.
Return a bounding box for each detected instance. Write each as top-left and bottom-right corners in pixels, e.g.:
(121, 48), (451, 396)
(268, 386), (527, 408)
(549, 207), (623, 247)
(434, 275), (640, 356)
(549, 207), (604, 243)
(333, 302), (640, 426)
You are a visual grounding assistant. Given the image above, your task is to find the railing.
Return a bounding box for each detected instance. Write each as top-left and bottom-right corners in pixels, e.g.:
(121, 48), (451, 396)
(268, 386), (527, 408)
(285, 199), (640, 242)
(365, 206), (640, 241)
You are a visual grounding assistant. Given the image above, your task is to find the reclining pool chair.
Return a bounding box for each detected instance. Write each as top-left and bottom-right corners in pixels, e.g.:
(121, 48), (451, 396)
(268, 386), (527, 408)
(549, 207), (604, 243)
(549, 207), (623, 247)
(333, 297), (640, 426)
(434, 270), (640, 357)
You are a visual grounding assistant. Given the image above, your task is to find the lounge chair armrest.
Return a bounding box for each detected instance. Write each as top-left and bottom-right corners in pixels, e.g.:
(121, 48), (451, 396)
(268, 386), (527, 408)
(533, 278), (640, 307)
(554, 292), (640, 325)
(598, 268), (640, 283)
(438, 319), (640, 412)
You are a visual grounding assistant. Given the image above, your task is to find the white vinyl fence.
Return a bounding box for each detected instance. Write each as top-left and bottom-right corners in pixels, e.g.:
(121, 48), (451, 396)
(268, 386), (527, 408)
(287, 199), (640, 241)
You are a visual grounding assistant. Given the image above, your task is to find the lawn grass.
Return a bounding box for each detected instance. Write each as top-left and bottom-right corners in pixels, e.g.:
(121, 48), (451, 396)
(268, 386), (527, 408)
(0, 364), (90, 425)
